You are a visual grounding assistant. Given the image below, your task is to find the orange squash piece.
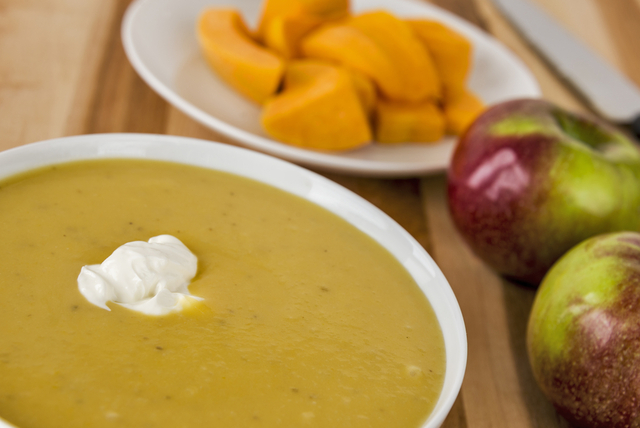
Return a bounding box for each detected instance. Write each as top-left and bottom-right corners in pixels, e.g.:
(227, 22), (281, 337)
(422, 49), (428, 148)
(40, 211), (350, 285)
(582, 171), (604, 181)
(261, 61), (372, 150)
(374, 99), (445, 144)
(262, 12), (325, 59)
(347, 68), (377, 116)
(347, 12), (441, 101)
(301, 25), (398, 96)
(443, 89), (485, 135)
(255, 0), (350, 41)
(408, 19), (472, 96)
(197, 8), (285, 104)
(301, 12), (441, 102)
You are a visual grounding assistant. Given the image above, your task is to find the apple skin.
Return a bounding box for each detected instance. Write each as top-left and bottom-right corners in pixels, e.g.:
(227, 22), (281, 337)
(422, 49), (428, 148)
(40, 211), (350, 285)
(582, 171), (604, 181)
(447, 98), (640, 285)
(527, 231), (640, 428)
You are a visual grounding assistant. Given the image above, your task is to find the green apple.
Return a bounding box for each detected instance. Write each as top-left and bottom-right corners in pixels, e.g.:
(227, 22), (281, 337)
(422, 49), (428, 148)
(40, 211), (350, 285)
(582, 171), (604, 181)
(528, 231), (640, 428)
(447, 98), (640, 285)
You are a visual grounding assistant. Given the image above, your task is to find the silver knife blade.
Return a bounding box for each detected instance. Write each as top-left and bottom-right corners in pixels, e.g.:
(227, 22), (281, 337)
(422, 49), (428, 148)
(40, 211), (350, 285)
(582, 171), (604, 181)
(491, 0), (640, 125)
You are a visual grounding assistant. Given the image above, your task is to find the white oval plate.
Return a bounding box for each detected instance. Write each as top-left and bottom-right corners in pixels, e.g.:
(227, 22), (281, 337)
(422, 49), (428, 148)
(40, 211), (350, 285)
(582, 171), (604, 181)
(0, 133), (466, 428)
(122, 0), (541, 177)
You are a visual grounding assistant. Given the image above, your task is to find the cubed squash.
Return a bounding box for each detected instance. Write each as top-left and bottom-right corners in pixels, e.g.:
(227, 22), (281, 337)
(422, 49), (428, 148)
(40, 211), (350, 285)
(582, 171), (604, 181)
(256, 0), (350, 41)
(262, 12), (324, 59)
(374, 99), (445, 143)
(408, 19), (472, 96)
(301, 25), (400, 98)
(347, 12), (441, 101)
(347, 68), (377, 116)
(197, 8), (285, 104)
(443, 89), (485, 135)
(261, 60), (372, 150)
(301, 12), (441, 102)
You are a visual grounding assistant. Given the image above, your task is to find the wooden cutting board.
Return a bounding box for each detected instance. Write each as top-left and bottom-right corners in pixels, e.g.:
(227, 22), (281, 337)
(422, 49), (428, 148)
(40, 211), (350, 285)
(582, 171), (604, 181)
(1, 0), (640, 426)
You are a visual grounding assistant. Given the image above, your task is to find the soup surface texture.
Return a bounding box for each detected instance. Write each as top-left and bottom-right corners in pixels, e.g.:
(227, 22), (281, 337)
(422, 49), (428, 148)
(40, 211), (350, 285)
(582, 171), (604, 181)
(0, 159), (445, 428)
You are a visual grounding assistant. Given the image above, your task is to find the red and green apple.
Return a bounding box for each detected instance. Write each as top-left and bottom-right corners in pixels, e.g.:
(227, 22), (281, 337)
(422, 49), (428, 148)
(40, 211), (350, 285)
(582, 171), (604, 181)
(527, 231), (640, 428)
(447, 98), (640, 285)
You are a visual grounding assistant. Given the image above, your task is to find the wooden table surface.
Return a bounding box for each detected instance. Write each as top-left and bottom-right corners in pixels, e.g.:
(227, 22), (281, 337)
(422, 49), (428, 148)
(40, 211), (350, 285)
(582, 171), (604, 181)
(2, 0), (640, 427)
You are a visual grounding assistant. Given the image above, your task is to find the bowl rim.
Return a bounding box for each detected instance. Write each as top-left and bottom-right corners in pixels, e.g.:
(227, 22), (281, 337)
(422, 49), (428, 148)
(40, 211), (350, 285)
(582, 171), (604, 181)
(0, 133), (467, 428)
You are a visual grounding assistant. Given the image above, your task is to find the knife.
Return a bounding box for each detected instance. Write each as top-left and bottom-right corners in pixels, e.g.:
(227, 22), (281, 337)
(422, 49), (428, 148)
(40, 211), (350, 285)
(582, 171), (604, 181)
(491, 0), (640, 139)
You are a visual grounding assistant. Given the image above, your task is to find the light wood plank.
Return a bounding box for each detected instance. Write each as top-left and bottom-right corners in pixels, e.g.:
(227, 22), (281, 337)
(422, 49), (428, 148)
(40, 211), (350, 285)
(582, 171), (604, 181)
(0, 0), (114, 149)
(1, 1), (639, 427)
(421, 175), (570, 428)
(595, 0), (640, 87)
(422, 175), (511, 428)
(429, 0), (487, 27)
(165, 106), (242, 147)
(63, 1), (119, 137)
(81, 0), (169, 134)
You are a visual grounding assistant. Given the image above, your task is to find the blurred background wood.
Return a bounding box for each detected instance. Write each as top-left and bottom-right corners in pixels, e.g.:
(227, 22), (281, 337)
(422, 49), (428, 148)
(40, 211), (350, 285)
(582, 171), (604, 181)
(2, 0), (639, 426)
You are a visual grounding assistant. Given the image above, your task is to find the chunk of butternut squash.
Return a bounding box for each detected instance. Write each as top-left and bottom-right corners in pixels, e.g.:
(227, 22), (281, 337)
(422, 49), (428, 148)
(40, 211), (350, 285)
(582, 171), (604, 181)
(262, 12), (325, 59)
(408, 19), (472, 96)
(255, 0), (350, 41)
(197, 8), (285, 104)
(347, 12), (441, 101)
(443, 89), (485, 135)
(301, 25), (397, 97)
(301, 11), (441, 103)
(374, 99), (445, 144)
(261, 60), (372, 150)
(347, 68), (377, 116)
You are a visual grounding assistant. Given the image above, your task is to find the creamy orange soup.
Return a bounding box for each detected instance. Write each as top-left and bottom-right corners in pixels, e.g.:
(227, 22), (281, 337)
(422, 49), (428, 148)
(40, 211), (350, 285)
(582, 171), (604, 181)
(0, 159), (445, 428)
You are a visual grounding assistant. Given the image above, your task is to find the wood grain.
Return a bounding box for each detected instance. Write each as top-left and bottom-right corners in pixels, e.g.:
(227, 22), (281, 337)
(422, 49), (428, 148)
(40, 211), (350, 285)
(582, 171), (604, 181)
(1, 0), (640, 427)
(82, 0), (168, 134)
(595, 0), (640, 87)
(0, 0), (112, 149)
(430, 0), (487, 28)
(422, 176), (572, 428)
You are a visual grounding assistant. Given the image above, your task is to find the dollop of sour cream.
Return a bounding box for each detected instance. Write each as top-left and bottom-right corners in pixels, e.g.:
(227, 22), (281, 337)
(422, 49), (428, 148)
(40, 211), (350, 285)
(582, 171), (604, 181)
(77, 235), (202, 316)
